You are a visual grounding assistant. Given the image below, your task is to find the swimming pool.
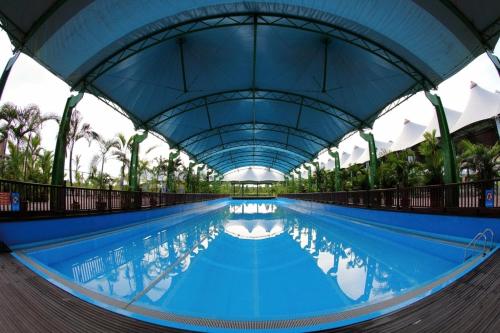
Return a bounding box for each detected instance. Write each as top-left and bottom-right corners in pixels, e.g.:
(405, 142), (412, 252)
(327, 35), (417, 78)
(15, 199), (495, 332)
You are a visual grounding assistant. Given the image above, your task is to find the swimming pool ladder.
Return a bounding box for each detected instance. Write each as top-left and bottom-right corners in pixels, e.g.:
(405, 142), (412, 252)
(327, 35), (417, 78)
(463, 228), (495, 262)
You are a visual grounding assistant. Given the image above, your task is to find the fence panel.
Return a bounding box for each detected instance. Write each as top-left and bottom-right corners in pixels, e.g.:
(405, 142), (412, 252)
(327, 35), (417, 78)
(0, 179), (227, 219)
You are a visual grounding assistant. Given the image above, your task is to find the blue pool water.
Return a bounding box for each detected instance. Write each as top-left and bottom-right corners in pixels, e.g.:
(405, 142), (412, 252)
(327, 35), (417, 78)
(20, 200), (488, 332)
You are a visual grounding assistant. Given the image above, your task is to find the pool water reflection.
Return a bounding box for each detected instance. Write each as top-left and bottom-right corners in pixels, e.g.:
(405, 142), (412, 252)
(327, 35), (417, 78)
(27, 200), (466, 324)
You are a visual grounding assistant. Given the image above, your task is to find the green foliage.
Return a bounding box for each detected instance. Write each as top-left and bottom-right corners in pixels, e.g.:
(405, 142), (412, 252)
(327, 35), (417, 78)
(0, 103), (58, 183)
(378, 149), (422, 188)
(458, 139), (500, 181)
(418, 130), (444, 185)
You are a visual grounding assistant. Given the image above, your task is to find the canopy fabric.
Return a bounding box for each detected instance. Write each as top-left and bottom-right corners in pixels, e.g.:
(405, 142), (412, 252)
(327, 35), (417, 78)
(452, 83), (500, 131)
(1, 0), (498, 173)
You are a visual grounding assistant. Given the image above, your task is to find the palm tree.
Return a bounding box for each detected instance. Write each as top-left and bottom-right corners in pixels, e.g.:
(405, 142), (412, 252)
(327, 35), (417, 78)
(112, 133), (131, 189)
(138, 159), (151, 189)
(0, 103), (59, 180)
(113, 133), (157, 190)
(67, 110), (99, 186)
(151, 156), (169, 191)
(459, 139), (500, 181)
(74, 154), (84, 186)
(93, 136), (121, 188)
(418, 130), (443, 185)
(0, 103), (17, 156)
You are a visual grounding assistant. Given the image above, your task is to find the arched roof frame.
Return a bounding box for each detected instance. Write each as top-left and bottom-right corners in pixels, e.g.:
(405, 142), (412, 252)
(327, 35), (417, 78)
(196, 141), (312, 162)
(178, 122), (328, 150)
(1, 1), (498, 174)
(204, 148), (305, 167)
(212, 157), (296, 173)
(147, 89), (368, 130)
(75, 12), (434, 90)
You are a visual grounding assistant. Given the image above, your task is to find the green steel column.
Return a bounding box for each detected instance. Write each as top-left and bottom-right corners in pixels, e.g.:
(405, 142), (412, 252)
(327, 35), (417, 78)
(196, 164), (205, 193)
(328, 150), (341, 191)
(359, 131), (378, 189)
(128, 131), (148, 191)
(487, 51), (500, 76)
(186, 161), (196, 192)
(294, 169), (302, 192)
(312, 161), (322, 191)
(425, 91), (458, 184)
(167, 150), (181, 192)
(289, 172), (295, 193)
(0, 51), (20, 100)
(51, 92), (84, 186)
(305, 164), (313, 192)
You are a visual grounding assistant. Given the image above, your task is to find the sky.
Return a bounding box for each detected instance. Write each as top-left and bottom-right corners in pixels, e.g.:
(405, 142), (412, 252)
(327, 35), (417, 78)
(0, 29), (499, 179)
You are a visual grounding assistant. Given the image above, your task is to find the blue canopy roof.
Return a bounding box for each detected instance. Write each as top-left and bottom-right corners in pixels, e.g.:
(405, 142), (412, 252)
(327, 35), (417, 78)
(1, 0), (498, 173)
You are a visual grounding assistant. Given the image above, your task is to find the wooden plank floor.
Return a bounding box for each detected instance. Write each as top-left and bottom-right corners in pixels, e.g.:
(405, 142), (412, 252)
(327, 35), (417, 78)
(0, 251), (498, 333)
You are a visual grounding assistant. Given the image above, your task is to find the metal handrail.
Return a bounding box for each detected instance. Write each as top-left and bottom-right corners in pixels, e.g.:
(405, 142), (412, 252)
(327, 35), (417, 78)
(464, 228), (495, 261)
(483, 228), (495, 252)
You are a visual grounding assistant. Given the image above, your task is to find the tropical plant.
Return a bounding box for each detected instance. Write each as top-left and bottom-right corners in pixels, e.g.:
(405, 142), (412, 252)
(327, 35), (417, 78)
(73, 155), (85, 186)
(67, 110), (99, 186)
(0, 103), (59, 181)
(418, 130), (443, 185)
(92, 136), (121, 188)
(112, 133), (131, 189)
(138, 159), (151, 188)
(378, 149), (422, 188)
(346, 164), (368, 190)
(458, 139), (500, 181)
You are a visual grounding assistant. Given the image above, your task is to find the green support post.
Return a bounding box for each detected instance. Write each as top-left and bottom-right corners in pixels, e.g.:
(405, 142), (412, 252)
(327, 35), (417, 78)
(128, 131), (148, 191)
(0, 51), (19, 100)
(312, 161), (321, 191)
(487, 51), (500, 76)
(359, 131), (378, 189)
(186, 161), (196, 192)
(167, 150), (181, 192)
(196, 164), (205, 193)
(51, 92), (84, 186)
(425, 91), (458, 184)
(294, 169), (302, 192)
(328, 149), (341, 191)
(289, 172), (295, 193)
(305, 164), (313, 192)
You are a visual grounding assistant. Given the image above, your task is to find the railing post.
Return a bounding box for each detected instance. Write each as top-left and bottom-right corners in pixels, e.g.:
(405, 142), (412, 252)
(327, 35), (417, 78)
(396, 185), (400, 210)
(59, 181), (67, 214)
(108, 185), (112, 212)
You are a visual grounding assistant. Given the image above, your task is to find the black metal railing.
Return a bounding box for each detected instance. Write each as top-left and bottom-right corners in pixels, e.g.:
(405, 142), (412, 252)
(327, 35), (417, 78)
(0, 179), (228, 220)
(279, 179), (500, 216)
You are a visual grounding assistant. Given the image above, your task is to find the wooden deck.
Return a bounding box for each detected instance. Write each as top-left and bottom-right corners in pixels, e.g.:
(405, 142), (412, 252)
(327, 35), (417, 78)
(0, 251), (498, 333)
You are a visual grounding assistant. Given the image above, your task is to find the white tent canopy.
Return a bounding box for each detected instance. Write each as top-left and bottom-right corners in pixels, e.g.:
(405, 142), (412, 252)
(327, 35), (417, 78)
(389, 119), (428, 152)
(425, 108), (463, 137)
(223, 167), (284, 181)
(315, 82), (499, 172)
(452, 82), (500, 131)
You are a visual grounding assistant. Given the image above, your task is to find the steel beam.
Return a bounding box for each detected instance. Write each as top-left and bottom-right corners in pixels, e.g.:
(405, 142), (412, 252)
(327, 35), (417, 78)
(196, 139), (313, 161)
(177, 38), (188, 93)
(74, 13), (431, 90)
(487, 51), (500, 76)
(51, 92), (84, 186)
(128, 131), (148, 191)
(178, 122), (328, 149)
(203, 150), (304, 166)
(147, 88), (365, 129)
(0, 51), (19, 100)
(328, 149), (342, 191)
(425, 91), (458, 184)
(359, 131), (377, 189)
